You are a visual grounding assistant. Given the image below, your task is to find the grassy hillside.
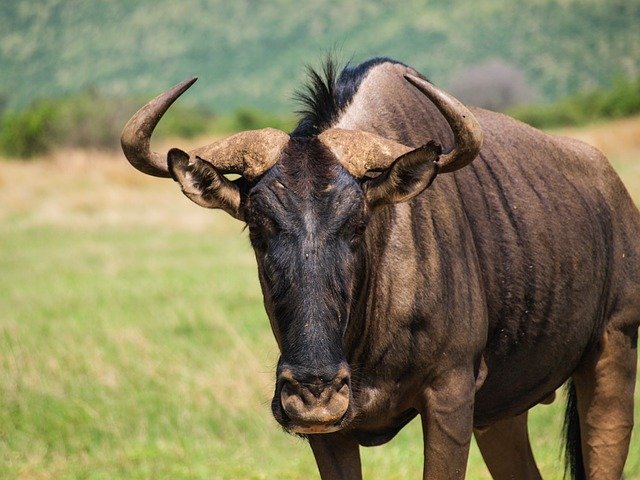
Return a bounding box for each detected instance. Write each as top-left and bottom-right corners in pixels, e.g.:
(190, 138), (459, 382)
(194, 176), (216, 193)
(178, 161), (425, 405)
(1, 0), (639, 114)
(1, 118), (639, 478)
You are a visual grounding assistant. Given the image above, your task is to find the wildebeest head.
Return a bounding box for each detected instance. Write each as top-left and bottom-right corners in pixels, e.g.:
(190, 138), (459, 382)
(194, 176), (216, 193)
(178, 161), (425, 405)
(121, 73), (482, 434)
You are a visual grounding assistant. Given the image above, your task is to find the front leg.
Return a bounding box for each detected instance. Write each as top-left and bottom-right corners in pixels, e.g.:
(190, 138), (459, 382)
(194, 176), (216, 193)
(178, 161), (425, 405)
(421, 370), (476, 479)
(309, 432), (362, 480)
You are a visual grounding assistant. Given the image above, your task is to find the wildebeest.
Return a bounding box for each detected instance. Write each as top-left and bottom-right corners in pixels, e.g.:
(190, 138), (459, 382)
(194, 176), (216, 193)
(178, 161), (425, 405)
(121, 58), (640, 479)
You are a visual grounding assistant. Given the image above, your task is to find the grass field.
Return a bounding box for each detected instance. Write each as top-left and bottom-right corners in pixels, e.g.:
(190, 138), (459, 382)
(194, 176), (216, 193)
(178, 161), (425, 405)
(1, 118), (640, 479)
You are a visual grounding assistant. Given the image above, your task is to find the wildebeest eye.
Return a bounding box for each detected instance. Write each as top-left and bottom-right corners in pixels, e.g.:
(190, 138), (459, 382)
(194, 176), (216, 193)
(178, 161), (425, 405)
(248, 214), (281, 250)
(343, 218), (368, 247)
(352, 222), (367, 239)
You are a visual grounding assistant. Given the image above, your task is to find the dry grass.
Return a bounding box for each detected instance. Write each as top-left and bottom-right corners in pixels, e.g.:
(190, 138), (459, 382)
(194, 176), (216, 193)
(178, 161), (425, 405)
(0, 141), (235, 233)
(555, 115), (640, 204)
(556, 115), (640, 162)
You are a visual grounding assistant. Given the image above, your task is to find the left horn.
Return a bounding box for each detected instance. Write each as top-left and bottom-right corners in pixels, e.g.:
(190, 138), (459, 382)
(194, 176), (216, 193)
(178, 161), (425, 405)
(121, 77), (198, 177)
(189, 128), (290, 181)
(121, 77), (289, 180)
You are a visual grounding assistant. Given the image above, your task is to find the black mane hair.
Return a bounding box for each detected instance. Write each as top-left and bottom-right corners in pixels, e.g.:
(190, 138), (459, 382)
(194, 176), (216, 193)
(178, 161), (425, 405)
(291, 56), (404, 138)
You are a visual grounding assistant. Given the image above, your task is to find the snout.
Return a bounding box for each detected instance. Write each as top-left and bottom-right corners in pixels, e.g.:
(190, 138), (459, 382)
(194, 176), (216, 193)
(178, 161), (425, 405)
(275, 364), (351, 434)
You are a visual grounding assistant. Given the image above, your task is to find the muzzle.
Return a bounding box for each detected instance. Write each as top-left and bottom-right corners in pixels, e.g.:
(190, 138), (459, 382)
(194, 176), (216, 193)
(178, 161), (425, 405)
(273, 363), (351, 434)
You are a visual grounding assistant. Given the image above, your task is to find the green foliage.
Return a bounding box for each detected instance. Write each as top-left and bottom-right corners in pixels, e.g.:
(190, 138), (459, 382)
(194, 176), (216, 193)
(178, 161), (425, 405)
(0, 100), (58, 157)
(0, 87), (297, 158)
(0, 93), (8, 115)
(0, 90), (215, 159)
(2, 1), (639, 158)
(509, 75), (640, 129)
(0, 0), (639, 114)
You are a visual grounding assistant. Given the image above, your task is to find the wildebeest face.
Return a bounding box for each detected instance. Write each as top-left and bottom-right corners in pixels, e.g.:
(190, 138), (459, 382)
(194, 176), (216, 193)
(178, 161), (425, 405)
(163, 133), (443, 433)
(245, 139), (367, 434)
(165, 135), (444, 433)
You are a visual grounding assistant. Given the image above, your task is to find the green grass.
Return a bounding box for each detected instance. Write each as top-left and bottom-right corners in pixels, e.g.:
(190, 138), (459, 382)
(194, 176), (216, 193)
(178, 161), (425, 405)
(1, 222), (638, 479)
(0, 224), (313, 479)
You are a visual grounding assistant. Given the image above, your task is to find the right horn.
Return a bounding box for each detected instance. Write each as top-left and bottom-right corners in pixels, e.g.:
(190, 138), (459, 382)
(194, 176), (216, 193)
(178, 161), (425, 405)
(121, 78), (289, 180)
(404, 74), (483, 173)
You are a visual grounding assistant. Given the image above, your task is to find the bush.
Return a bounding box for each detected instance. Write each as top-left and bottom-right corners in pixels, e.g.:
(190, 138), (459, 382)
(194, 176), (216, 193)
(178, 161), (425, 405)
(0, 90), (216, 159)
(509, 75), (640, 129)
(0, 89), (301, 159)
(0, 100), (58, 157)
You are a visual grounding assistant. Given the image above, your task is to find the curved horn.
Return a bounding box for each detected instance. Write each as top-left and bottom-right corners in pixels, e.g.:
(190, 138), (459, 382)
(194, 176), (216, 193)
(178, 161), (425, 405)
(121, 77), (198, 177)
(319, 78), (482, 178)
(404, 74), (483, 173)
(121, 78), (289, 180)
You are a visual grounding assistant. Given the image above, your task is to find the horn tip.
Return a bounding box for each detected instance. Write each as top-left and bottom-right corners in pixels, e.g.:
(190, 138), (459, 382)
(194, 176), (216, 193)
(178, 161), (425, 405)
(176, 76), (198, 91)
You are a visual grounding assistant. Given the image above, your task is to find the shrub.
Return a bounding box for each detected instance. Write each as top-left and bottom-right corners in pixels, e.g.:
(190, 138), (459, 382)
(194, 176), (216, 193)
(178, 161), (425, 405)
(509, 75), (640, 129)
(0, 100), (58, 157)
(0, 90), (216, 159)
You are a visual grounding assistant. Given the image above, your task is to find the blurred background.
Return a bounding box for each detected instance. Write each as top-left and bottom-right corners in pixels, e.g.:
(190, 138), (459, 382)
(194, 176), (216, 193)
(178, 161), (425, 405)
(1, 0), (639, 478)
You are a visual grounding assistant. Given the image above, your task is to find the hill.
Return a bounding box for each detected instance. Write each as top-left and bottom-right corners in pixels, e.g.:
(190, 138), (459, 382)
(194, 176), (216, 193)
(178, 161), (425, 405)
(1, 0), (639, 114)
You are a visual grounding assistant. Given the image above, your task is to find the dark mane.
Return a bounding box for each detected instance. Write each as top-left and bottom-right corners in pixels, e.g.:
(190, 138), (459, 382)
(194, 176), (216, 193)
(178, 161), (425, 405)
(291, 56), (402, 138)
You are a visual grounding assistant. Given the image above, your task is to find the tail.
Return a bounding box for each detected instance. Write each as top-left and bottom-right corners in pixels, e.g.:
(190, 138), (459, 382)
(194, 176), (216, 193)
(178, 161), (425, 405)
(563, 380), (586, 480)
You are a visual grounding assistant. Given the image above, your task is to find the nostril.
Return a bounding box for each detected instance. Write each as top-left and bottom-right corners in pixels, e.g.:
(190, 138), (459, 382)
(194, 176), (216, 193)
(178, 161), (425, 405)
(335, 367), (351, 387)
(338, 380), (349, 394)
(281, 379), (300, 399)
(277, 367), (352, 428)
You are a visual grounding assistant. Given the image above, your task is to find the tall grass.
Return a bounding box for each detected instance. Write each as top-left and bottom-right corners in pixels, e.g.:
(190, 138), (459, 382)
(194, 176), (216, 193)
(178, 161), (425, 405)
(0, 225), (304, 479)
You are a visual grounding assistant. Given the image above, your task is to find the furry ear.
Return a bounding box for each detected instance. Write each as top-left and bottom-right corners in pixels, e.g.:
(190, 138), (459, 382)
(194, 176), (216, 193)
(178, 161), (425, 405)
(363, 141), (441, 207)
(167, 148), (244, 220)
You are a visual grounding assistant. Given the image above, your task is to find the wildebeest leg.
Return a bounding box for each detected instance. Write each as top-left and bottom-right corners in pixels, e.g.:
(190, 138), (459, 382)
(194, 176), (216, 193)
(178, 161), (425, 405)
(421, 371), (476, 479)
(572, 326), (638, 479)
(474, 411), (542, 480)
(308, 432), (362, 480)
